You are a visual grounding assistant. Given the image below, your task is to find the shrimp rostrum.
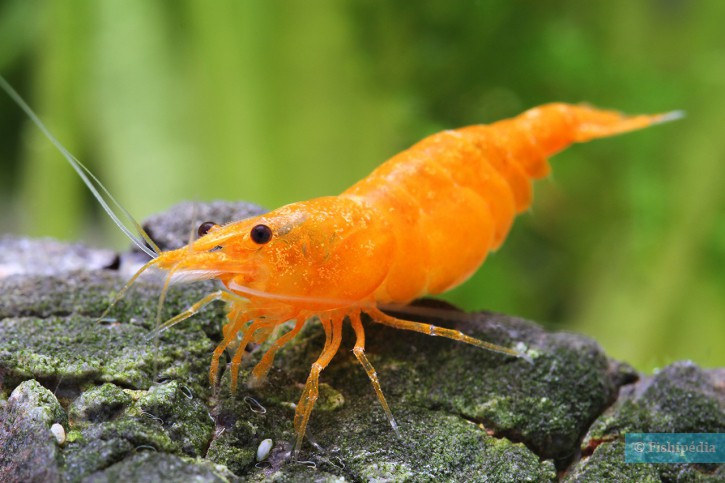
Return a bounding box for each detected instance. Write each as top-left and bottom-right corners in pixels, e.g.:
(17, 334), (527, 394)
(0, 76), (678, 458)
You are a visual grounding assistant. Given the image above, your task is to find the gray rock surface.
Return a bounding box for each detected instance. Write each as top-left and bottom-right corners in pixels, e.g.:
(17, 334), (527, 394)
(565, 362), (725, 482)
(0, 236), (117, 278)
(0, 201), (721, 482)
(0, 380), (65, 482)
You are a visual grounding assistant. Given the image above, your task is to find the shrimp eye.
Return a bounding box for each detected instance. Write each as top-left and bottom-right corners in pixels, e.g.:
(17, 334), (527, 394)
(250, 224), (273, 244)
(198, 221), (217, 237)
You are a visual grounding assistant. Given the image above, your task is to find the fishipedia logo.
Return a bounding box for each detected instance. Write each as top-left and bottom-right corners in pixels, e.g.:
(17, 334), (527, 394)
(625, 433), (724, 463)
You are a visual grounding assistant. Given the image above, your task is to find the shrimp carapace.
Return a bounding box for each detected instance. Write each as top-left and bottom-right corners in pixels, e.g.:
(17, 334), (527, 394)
(147, 103), (676, 457)
(0, 77), (678, 459)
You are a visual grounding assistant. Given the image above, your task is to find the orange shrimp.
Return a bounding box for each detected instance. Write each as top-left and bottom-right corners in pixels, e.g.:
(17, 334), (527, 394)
(143, 103), (678, 456)
(0, 77), (678, 457)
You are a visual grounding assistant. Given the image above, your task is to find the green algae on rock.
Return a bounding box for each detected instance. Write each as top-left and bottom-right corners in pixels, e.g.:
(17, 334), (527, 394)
(0, 271), (223, 398)
(565, 362), (725, 482)
(282, 307), (635, 460)
(62, 381), (215, 482)
(82, 452), (234, 483)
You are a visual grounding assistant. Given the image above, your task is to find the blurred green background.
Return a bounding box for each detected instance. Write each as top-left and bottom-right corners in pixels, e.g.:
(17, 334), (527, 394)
(1, 0), (723, 372)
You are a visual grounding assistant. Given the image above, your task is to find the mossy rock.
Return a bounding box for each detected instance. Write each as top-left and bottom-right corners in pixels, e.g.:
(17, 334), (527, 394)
(565, 362), (724, 482)
(1, 202), (721, 482)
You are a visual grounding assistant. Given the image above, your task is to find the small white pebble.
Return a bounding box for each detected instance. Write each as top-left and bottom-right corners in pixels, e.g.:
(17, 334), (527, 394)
(256, 438), (273, 461)
(50, 423), (65, 444)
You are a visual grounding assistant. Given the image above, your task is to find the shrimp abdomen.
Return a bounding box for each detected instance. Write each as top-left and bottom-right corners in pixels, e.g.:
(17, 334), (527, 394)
(344, 103), (673, 303)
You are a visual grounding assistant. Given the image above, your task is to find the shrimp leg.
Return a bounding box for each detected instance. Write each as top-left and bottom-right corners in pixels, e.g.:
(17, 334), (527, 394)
(153, 290), (242, 334)
(349, 311), (399, 435)
(293, 314), (343, 458)
(249, 313), (304, 386)
(365, 307), (529, 361)
(229, 319), (277, 392)
(211, 303), (296, 387)
(147, 289), (250, 387)
(210, 309), (249, 387)
(318, 314), (333, 353)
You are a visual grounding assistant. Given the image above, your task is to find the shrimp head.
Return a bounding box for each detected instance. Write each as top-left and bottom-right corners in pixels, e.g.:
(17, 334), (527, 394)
(154, 196), (395, 308)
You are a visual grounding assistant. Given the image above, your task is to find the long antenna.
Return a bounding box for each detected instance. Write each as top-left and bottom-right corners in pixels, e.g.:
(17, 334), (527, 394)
(0, 75), (159, 258)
